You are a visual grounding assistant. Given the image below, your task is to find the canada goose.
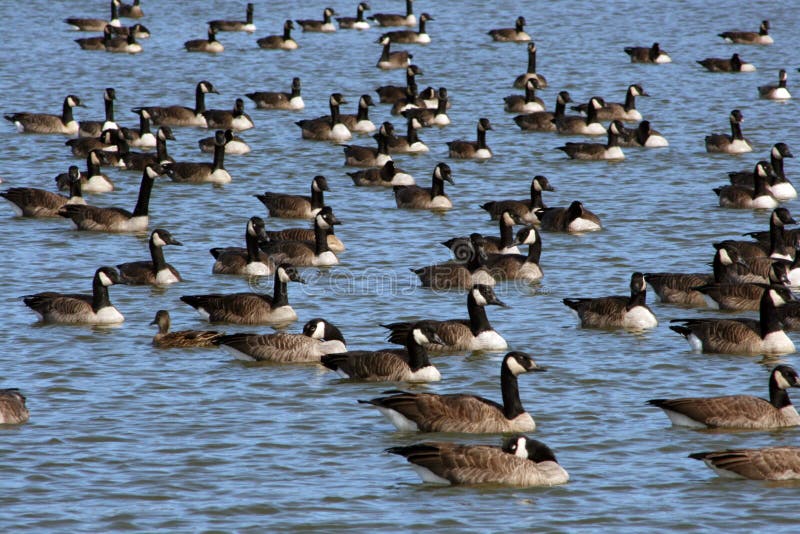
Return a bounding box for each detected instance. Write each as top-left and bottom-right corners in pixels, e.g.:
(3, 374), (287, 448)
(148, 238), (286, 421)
(117, 228), (182, 286)
(58, 163), (162, 232)
(387, 116), (427, 153)
(361, 351), (544, 432)
(204, 98), (254, 132)
(209, 3), (255, 32)
(401, 87), (450, 127)
(444, 210), (521, 255)
(448, 118), (492, 159)
(150, 310), (224, 349)
(714, 161), (778, 208)
(259, 207), (341, 267)
(255, 175), (328, 219)
(118, 0), (143, 18)
(690, 446), (800, 480)
(65, 127), (121, 159)
(320, 321), (442, 382)
(369, 0), (416, 27)
(265, 221), (344, 253)
(2, 166), (84, 218)
(387, 434), (569, 487)
(554, 96), (607, 136)
(729, 143), (795, 200)
(694, 263), (789, 311)
(719, 20), (773, 45)
(217, 318), (346, 363)
(669, 286), (795, 354)
(343, 122), (393, 167)
(706, 109), (752, 154)
(624, 42), (672, 63)
(564, 272), (657, 330)
(538, 200), (601, 233)
(618, 120), (669, 148)
(394, 162), (452, 210)
(380, 12), (432, 44)
(376, 64), (423, 104)
(65, 0), (121, 31)
(0, 389), (29, 425)
(759, 69), (791, 100)
(297, 7), (337, 32)
(163, 131), (230, 184)
(376, 35), (412, 70)
(78, 88), (118, 138)
(199, 128), (250, 155)
(185, 27), (224, 53)
(110, 23), (150, 39)
(337, 2), (371, 30)
(295, 93), (351, 142)
(246, 77), (304, 110)
(104, 30), (142, 54)
(55, 150), (114, 193)
(571, 84), (649, 122)
(504, 79), (544, 113)
(412, 233), (496, 290)
(74, 25), (115, 50)
(388, 83), (422, 116)
(556, 120), (625, 161)
(480, 175), (555, 225)
(513, 42), (548, 89)
(339, 95), (376, 134)
(488, 16), (531, 42)
(347, 160), (415, 187)
(210, 216), (273, 276)
(120, 126), (175, 171)
(383, 285), (508, 352)
(23, 266), (124, 325)
(125, 108), (156, 149)
(181, 263), (304, 325)
(484, 226), (544, 282)
(649, 365), (800, 429)
(256, 20), (298, 50)
(697, 53), (755, 72)
(135, 80), (219, 127)
(716, 207), (798, 262)
(5, 95), (82, 135)
(514, 91), (572, 132)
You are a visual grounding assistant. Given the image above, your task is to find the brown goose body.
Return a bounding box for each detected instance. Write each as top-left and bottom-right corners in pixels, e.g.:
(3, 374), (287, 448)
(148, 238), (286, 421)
(488, 16), (531, 42)
(150, 310), (224, 348)
(255, 175), (327, 219)
(690, 447), (800, 480)
(624, 42), (671, 63)
(481, 175), (554, 224)
(118, 228), (183, 286)
(0, 389), (30, 424)
(216, 318), (346, 363)
(246, 77), (304, 110)
(23, 267), (124, 325)
(257, 20), (298, 50)
(514, 91), (572, 132)
(2, 166), (84, 217)
(563, 272), (657, 330)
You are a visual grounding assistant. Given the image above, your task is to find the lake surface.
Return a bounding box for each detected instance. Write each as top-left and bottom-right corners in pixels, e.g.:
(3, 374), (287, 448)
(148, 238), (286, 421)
(1, 0), (799, 531)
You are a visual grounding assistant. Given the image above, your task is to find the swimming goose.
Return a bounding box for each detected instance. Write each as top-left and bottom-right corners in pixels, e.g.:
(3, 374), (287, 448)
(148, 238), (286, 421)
(729, 143), (795, 200)
(758, 69), (791, 100)
(538, 200), (601, 233)
(58, 163), (162, 232)
(714, 161), (778, 208)
(296, 7), (337, 32)
(117, 228), (182, 286)
(78, 88), (119, 138)
(343, 122), (393, 167)
(23, 266), (124, 325)
(690, 447), (800, 480)
(413, 233), (496, 290)
(706, 109), (752, 154)
(361, 351), (544, 432)
(383, 285), (508, 352)
(257, 20), (298, 50)
(65, 127), (120, 158)
(514, 91), (572, 132)
(556, 120), (625, 161)
(55, 150), (114, 193)
(484, 226), (544, 282)
(571, 84), (649, 122)
(369, 0), (416, 27)
(376, 35), (412, 69)
(376, 64), (423, 104)
(448, 118), (492, 159)
(321, 321), (441, 382)
(337, 2), (371, 30)
(718, 207), (797, 262)
(564, 272), (657, 330)
(0, 389), (29, 425)
(124, 108), (156, 149)
(135, 80), (218, 127)
(265, 220), (345, 253)
(513, 42), (548, 88)
(110, 23), (150, 39)
(259, 207), (341, 267)
(74, 25), (116, 50)
(387, 116), (427, 153)
(210, 216), (273, 276)
(697, 53), (755, 72)
(118, 0), (143, 18)
(554, 96), (607, 135)
(203, 99), (254, 132)
(65, 0), (121, 31)
(246, 77), (304, 110)
(150, 310), (224, 348)
(347, 160), (415, 187)
(488, 16), (531, 42)
(104, 30), (142, 54)
(339, 95), (376, 134)
(504, 79), (544, 113)
(2, 166), (84, 218)
(394, 162), (452, 210)
(694, 262), (789, 311)
(185, 27), (224, 53)
(649, 365), (800, 429)
(401, 87), (450, 126)
(295, 93), (351, 142)
(624, 42), (671, 63)
(255, 175), (328, 219)
(217, 318), (346, 363)
(670, 286), (795, 354)
(209, 3), (255, 32)
(481, 176), (555, 225)
(5, 95), (82, 135)
(163, 130), (231, 184)
(181, 263), (304, 325)
(618, 120), (669, 148)
(443, 210), (521, 255)
(121, 126), (175, 171)
(387, 435), (569, 487)
(199, 128), (250, 155)
(719, 20), (773, 45)
(380, 12), (432, 44)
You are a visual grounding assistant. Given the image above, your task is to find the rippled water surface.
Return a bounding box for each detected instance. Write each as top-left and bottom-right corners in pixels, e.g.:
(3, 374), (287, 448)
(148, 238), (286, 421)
(1, 0), (800, 531)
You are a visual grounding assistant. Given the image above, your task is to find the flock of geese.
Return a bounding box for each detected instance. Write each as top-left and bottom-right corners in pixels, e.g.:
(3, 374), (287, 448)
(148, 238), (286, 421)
(2, 0), (800, 490)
